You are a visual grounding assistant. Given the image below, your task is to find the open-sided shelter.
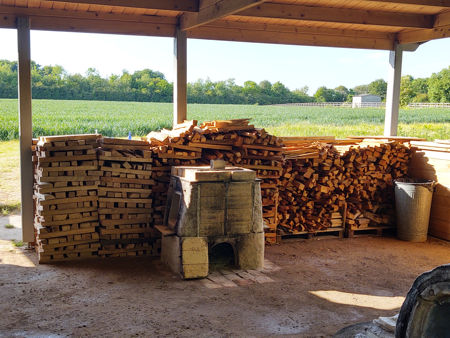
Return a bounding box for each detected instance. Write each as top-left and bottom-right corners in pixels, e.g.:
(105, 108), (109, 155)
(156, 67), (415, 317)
(0, 0), (448, 242)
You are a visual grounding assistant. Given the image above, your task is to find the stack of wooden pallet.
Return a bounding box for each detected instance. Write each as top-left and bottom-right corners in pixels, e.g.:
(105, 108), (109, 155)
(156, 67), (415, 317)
(33, 134), (101, 263)
(278, 141), (346, 235)
(337, 140), (412, 236)
(97, 137), (158, 257)
(146, 119), (283, 242)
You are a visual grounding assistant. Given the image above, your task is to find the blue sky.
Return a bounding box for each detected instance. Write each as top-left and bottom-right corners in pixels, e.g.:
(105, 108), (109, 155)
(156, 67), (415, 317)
(0, 28), (448, 95)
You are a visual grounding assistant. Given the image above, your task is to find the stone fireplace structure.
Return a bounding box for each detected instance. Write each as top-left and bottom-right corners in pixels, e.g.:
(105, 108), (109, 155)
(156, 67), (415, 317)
(160, 161), (264, 279)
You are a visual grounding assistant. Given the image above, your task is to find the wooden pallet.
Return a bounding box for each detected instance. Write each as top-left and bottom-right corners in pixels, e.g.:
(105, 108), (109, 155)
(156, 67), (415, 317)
(346, 226), (395, 238)
(281, 227), (344, 241)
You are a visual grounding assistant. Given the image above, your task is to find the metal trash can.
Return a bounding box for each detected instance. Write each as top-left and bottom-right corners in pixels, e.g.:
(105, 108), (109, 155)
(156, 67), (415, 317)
(394, 179), (435, 242)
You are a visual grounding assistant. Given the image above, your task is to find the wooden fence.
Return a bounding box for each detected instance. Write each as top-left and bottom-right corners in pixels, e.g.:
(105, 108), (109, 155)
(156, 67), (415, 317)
(272, 102), (449, 108)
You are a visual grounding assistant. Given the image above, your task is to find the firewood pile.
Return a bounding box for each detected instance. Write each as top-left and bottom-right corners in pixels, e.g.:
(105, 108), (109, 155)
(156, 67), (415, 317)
(278, 137), (413, 236)
(97, 138), (159, 257)
(146, 119), (283, 241)
(278, 142), (347, 233)
(337, 140), (412, 232)
(29, 122), (415, 263)
(33, 134), (101, 262)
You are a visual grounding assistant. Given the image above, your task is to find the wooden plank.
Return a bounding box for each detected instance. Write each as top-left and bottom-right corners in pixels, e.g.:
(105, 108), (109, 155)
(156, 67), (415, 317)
(17, 16), (34, 243)
(241, 144), (282, 151)
(37, 206), (98, 215)
(37, 195), (97, 206)
(38, 175), (100, 183)
(188, 142), (233, 150)
(98, 208), (152, 214)
(7, 14), (176, 37)
(99, 227), (153, 235)
(38, 227), (96, 239)
(370, 0), (449, 6)
(348, 135), (425, 141)
(37, 165), (98, 172)
(181, 0), (265, 31)
(238, 3), (434, 29)
(36, 185), (98, 194)
(39, 134), (98, 141)
(189, 20), (395, 50)
(40, 215), (99, 227)
(434, 10), (450, 27)
(100, 216), (152, 226)
(98, 155), (153, 163)
(37, 154), (97, 162)
(100, 176), (155, 185)
(41, 238), (99, 250)
(397, 24), (450, 43)
(98, 197), (152, 203)
(47, 0), (198, 12)
(98, 187), (152, 194)
(100, 166), (151, 175)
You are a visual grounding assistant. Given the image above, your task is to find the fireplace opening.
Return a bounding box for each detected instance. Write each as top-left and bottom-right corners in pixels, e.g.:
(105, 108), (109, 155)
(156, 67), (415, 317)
(209, 242), (236, 270)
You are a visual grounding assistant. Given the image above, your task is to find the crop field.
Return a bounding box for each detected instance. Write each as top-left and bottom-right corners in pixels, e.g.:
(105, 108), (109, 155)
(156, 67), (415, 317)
(0, 98), (449, 212)
(0, 99), (449, 140)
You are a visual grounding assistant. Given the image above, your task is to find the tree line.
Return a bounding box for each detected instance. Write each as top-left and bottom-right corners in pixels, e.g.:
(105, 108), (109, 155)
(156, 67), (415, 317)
(0, 59), (448, 105)
(314, 67), (449, 105)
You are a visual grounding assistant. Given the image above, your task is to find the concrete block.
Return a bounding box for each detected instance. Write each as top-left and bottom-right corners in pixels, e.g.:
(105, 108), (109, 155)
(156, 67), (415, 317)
(181, 237), (208, 265)
(181, 237), (209, 279)
(237, 232), (264, 270)
(161, 235), (180, 275)
(182, 264), (209, 279)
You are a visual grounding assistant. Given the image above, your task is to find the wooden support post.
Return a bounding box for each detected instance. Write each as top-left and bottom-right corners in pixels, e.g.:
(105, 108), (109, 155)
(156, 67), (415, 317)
(17, 17), (34, 243)
(384, 43), (403, 136)
(173, 26), (187, 127)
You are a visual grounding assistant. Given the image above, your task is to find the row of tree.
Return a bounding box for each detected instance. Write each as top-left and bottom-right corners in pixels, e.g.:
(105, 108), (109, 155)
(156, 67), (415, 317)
(0, 59), (448, 104)
(314, 67), (449, 104)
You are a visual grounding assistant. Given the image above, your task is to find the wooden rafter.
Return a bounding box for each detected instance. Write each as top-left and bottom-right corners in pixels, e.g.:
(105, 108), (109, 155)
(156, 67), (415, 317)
(0, 1), (447, 50)
(237, 3), (434, 29)
(180, 0), (266, 31)
(189, 20), (395, 50)
(397, 10), (450, 43)
(397, 25), (450, 43)
(361, 0), (450, 7)
(0, 5), (176, 36)
(47, 0), (198, 12)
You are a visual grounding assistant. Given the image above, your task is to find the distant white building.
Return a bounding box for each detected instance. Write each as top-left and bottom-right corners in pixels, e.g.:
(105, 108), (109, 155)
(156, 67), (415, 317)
(352, 94), (382, 108)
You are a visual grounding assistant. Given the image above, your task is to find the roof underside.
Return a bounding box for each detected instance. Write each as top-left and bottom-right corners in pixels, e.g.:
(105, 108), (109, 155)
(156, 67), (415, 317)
(0, 0), (449, 50)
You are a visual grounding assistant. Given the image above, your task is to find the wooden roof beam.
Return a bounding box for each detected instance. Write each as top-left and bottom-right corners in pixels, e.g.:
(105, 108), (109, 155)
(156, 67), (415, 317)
(361, 0), (450, 7)
(189, 20), (395, 50)
(180, 0), (265, 31)
(0, 5), (177, 35)
(237, 3), (435, 29)
(397, 10), (450, 43)
(47, 0), (198, 12)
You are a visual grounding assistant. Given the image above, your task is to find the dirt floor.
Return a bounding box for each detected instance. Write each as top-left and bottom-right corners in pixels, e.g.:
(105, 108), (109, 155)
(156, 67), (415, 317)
(1, 229), (449, 337)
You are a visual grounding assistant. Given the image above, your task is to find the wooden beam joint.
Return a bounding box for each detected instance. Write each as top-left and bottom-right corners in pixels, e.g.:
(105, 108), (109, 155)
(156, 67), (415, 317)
(180, 0), (265, 31)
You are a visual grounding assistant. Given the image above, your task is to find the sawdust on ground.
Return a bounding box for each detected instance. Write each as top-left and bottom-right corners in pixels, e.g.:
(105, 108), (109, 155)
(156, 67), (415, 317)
(1, 234), (449, 337)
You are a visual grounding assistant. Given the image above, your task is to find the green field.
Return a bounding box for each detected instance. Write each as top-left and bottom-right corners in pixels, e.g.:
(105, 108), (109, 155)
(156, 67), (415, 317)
(0, 98), (449, 213)
(0, 99), (449, 140)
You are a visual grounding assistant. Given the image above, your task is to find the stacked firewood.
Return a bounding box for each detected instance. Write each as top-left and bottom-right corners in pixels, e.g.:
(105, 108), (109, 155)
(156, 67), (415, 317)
(146, 121), (202, 225)
(146, 119), (283, 241)
(278, 138), (412, 234)
(278, 142), (347, 233)
(338, 141), (412, 230)
(97, 138), (159, 257)
(33, 134), (101, 262)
